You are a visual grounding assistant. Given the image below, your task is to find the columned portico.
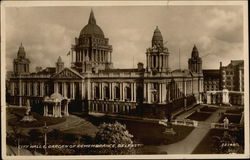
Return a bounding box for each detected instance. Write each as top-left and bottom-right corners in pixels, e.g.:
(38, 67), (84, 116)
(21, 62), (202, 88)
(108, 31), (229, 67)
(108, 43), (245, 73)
(44, 93), (70, 117)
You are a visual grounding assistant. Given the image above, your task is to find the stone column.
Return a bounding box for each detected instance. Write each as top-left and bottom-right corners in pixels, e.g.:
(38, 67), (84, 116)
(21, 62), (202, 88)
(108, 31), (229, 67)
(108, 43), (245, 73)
(63, 82), (66, 98)
(54, 82), (58, 93)
(147, 83), (151, 103)
(45, 105), (48, 116)
(64, 102), (66, 116)
(120, 83), (123, 100)
(52, 104), (55, 117)
(146, 54), (149, 70)
(143, 83), (147, 102)
(239, 69), (242, 92)
(162, 83), (166, 103)
(131, 83), (133, 101)
(149, 55), (151, 69)
(159, 83), (162, 103)
(122, 83), (125, 101)
(91, 82), (93, 100)
(110, 52), (112, 62)
(99, 83), (103, 100)
(73, 82), (76, 99)
(241, 94), (244, 105)
(33, 82), (37, 96)
(40, 82), (43, 97)
(133, 83), (136, 102)
(159, 55), (161, 69)
(81, 81), (85, 99)
(191, 80), (193, 94)
(112, 83), (115, 100)
(109, 83), (112, 100)
(26, 82), (29, 96)
(10, 82), (14, 96)
(43, 104), (46, 116)
(156, 55), (158, 68)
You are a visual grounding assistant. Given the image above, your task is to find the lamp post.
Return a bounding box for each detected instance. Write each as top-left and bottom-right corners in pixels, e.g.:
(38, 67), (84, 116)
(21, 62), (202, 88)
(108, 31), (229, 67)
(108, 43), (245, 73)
(43, 122), (48, 155)
(13, 126), (22, 155)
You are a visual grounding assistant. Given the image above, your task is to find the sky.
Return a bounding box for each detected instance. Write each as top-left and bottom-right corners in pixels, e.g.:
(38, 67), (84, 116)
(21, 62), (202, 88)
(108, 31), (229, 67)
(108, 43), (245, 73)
(4, 5), (244, 72)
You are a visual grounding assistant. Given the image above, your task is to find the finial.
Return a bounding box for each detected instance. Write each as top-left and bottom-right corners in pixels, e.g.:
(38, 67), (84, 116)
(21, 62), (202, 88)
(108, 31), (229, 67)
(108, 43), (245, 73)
(58, 56), (62, 62)
(21, 42), (23, 47)
(88, 8), (96, 24)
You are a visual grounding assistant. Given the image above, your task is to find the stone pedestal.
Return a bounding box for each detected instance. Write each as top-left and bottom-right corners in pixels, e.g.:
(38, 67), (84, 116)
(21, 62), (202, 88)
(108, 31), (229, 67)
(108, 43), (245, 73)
(222, 89), (229, 104)
(207, 93), (211, 104)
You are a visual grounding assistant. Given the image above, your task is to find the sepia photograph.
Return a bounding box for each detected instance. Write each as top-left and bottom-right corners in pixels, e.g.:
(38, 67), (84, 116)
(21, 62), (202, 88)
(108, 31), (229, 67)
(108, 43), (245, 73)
(1, 0), (249, 159)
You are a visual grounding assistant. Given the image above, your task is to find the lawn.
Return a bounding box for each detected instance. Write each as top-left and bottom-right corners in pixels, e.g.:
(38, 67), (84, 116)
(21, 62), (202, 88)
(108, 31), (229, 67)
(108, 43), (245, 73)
(7, 107), (66, 128)
(200, 106), (217, 113)
(218, 114), (242, 124)
(192, 129), (225, 154)
(186, 111), (212, 121)
(225, 108), (243, 114)
(126, 122), (194, 145)
(77, 114), (194, 145)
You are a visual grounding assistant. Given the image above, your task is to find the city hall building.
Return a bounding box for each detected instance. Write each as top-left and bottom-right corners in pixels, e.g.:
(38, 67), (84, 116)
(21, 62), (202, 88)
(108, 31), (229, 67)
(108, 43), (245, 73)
(7, 10), (204, 118)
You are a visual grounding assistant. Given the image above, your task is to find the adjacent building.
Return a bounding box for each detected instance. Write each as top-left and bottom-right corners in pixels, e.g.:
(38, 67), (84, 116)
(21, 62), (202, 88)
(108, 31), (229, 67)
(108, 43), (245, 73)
(203, 60), (244, 106)
(7, 10), (204, 118)
(203, 69), (220, 92)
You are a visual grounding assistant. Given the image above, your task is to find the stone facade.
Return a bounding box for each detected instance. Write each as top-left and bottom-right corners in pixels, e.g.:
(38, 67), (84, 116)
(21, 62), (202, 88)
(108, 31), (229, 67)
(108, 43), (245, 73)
(7, 10), (204, 117)
(203, 60), (244, 106)
(203, 69), (220, 92)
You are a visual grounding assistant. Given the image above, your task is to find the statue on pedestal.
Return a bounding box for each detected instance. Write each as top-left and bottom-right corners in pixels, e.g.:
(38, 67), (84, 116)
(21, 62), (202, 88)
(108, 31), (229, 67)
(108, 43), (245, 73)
(21, 99), (36, 122)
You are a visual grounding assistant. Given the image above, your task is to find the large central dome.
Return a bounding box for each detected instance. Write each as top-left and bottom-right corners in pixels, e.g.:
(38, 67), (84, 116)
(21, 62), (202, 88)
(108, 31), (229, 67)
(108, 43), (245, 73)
(79, 10), (105, 38)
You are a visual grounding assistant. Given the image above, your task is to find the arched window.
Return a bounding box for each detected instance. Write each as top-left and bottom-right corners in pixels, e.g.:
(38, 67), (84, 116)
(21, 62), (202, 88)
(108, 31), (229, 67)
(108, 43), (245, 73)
(31, 83), (34, 95)
(115, 86), (120, 99)
(58, 82), (63, 95)
(66, 83), (70, 98)
(37, 82), (40, 96)
(153, 55), (156, 68)
(24, 82), (28, 96)
(95, 86), (100, 99)
(104, 86), (109, 99)
(125, 87), (131, 100)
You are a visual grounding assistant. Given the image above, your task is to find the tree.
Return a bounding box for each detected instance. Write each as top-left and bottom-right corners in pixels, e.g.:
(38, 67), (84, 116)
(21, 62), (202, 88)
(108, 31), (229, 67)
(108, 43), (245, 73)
(28, 129), (43, 154)
(28, 129), (43, 142)
(10, 126), (23, 155)
(94, 121), (135, 155)
(47, 129), (64, 144)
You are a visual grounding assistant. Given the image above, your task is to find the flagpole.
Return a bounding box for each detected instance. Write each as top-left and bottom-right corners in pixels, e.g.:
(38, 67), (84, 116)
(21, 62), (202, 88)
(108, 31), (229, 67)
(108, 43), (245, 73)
(179, 48), (181, 70)
(71, 49), (73, 66)
(133, 56), (134, 68)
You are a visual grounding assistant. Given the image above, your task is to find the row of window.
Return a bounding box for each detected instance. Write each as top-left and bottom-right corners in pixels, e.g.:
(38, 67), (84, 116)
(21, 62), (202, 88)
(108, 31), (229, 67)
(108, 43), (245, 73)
(94, 86), (131, 100)
(76, 49), (108, 62)
(90, 103), (132, 113)
(78, 38), (108, 45)
(13, 82), (50, 96)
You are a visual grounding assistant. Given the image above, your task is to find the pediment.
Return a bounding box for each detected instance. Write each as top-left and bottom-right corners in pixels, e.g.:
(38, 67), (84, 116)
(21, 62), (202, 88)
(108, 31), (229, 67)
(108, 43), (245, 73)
(51, 68), (84, 79)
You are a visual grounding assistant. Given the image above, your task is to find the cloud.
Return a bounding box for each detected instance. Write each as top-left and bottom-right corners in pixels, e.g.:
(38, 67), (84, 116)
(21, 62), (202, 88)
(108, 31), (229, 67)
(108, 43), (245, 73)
(4, 5), (244, 72)
(205, 7), (243, 43)
(5, 21), (73, 71)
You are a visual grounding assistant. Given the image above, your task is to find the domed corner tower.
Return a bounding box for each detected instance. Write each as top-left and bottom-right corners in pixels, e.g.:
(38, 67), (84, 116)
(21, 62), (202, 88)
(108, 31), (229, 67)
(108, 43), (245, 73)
(71, 9), (113, 73)
(146, 26), (170, 73)
(13, 43), (30, 75)
(188, 45), (202, 73)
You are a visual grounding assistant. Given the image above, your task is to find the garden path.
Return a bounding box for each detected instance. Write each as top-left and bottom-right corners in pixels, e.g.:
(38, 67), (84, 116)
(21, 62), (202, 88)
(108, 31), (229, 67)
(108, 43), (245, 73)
(144, 108), (224, 154)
